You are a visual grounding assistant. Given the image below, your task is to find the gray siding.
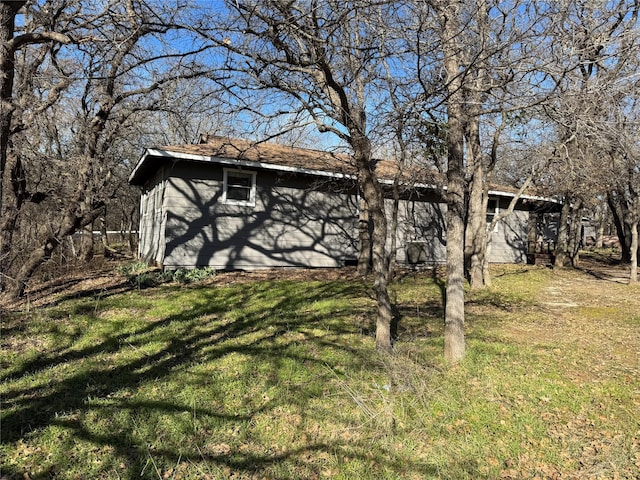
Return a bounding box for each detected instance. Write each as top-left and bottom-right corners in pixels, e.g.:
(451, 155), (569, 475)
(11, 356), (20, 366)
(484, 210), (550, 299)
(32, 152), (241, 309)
(487, 207), (529, 263)
(137, 159), (540, 269)
(387, 195), (529, 265)
(386, 195), (447, 265)
(161, 164), (358, 269)
(138, 167), (167, 265)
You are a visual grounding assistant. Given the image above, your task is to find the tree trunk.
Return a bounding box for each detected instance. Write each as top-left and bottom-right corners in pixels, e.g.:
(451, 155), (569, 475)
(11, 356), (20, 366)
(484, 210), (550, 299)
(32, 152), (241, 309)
(608, 191), (632, 263)
(0, 1), (67, 291)
(465, 121), (487, 290)
(100, 217), (109, 256)
(596, 222), (604, 249)
(554, 199), (570, 270)
(68, 234), (77, 260)
(357, 197), (371, 275)
(127, 214), (136, 256)
(5, 147), (105, 298)
(482, 241), (492, 288)
(445, 146), (466, 363)
(0, 1), (23, 224)
(444, 105), (466, 362)
(0, 156), (18, 270)
(352, 136), (392, 351)
(0, 155), (33, 290)
(387, 191), (399, 280)
(462, 0), (490, 290)
(439, 0), (466, 363)
(8, 240), (58, 298)
(80, 222), (94, 263)
(0, 2), (24, 292)
(568, 202), (582, 268)
(7, 200), (104, 298)
(630, 220), (638, 284)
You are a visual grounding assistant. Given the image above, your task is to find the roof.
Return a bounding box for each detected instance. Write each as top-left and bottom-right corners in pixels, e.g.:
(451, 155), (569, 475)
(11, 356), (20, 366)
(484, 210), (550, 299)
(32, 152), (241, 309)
(129, 135), (559, 204)
(158, 136), (357, 174)
(129, 135), (431, 185)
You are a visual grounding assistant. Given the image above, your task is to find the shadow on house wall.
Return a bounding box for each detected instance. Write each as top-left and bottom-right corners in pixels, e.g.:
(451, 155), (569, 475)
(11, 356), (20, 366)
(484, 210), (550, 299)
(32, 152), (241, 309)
(160, 166), (360, 270)
(140, 161), (558, 271)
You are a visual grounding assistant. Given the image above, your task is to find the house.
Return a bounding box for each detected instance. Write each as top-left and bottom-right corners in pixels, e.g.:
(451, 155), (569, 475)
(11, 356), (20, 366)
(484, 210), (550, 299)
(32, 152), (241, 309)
(128, 136), (561, 270)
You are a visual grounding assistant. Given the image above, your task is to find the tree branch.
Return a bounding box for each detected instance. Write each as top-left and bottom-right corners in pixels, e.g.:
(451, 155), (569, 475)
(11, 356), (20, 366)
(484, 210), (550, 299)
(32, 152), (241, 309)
(8, 32), (70, 53)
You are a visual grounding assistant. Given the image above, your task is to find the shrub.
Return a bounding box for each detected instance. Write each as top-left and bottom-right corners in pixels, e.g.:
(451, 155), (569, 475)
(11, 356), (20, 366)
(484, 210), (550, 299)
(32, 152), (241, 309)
(118, 263), (217, 288)
(170, 267), (217, 284)
(115, 261), (150, 277)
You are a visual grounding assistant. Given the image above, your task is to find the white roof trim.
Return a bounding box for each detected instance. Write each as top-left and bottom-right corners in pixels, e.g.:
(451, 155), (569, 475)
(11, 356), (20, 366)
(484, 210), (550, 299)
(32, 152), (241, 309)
(129, 148), (356, 184)
(487, 189), (561, 204)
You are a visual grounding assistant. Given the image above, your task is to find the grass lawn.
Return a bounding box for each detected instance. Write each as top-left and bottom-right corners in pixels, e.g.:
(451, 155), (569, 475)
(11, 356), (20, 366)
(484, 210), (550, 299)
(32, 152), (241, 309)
(1, 261), (639, 479)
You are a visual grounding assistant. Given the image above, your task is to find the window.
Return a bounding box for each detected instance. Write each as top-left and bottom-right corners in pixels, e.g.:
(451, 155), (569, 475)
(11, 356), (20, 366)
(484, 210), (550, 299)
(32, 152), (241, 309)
(486, 198), (499, 232)
(223, 169), (256, 206)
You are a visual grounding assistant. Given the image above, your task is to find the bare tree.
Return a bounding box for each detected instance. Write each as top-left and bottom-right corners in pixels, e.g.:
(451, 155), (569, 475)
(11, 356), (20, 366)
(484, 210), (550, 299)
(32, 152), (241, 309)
(196, 0), (399, 350)
(1, 0), (220, 298)
(536, 0), (640, 273)
(0, 0), (69, 208)
(402, 0), (546, 360)
(0, 0), (70, 287)
(439, 0), (467, 363)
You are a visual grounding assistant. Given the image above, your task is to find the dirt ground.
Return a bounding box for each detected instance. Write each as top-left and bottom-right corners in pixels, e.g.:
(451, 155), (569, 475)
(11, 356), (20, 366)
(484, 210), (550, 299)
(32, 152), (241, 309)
(0, 251), (635, 315)
(574, 249), (636, 283)
(502, 251), (640, 388)
(0, 259), (364, 313)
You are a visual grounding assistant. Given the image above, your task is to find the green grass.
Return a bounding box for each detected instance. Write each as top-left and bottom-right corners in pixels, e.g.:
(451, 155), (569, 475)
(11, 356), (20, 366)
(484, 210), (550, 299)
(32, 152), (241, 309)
(2, 265), (639, 479)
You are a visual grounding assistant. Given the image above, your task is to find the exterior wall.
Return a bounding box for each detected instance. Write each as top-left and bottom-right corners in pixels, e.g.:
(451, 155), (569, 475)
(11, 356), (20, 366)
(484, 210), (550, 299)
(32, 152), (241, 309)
(387, 194), (530, 266)
(161, 163), (359, 269)
(487, 202), (529, 263)
(386, 193), (447, 265)
(138, 166), (167, 265)
(136, 158), (546, 269)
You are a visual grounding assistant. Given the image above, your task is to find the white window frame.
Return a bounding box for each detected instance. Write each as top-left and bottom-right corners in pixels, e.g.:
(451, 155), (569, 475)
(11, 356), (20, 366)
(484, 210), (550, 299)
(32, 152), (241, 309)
(222, 168), (256, 206)
(486, 198), (499, 233)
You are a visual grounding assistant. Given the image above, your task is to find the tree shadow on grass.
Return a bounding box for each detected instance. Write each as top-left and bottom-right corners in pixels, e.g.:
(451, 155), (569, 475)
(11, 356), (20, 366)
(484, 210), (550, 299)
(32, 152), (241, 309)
(1, 278), (443, 479)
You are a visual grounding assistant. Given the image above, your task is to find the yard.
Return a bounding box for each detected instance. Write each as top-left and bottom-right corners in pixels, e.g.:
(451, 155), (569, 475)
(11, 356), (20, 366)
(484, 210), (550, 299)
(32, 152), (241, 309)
(1, 256), (639, 479)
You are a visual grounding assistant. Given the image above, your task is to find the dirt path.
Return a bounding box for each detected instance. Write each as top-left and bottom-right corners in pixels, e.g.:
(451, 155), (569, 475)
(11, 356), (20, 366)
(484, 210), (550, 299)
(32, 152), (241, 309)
(579, 260), (634, 285)
(526, 262), (640, 384)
